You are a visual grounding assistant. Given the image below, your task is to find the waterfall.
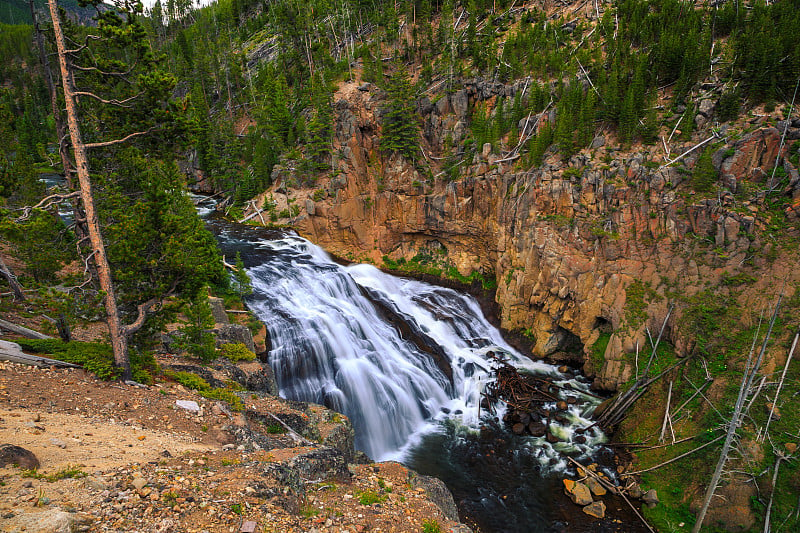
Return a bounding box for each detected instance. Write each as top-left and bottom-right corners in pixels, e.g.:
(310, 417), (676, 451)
(243, 235), (603, 463)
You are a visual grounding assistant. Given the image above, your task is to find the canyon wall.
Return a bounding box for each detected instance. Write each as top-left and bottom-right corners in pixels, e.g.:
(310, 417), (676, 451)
(260, 79), (800, 391)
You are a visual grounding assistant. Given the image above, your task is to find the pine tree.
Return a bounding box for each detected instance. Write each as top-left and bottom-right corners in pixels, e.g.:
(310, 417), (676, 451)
(381, 66), (419, 161)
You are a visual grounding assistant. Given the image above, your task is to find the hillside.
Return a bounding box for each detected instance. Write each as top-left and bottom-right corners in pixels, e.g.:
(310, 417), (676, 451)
(1, 0), (799, 532)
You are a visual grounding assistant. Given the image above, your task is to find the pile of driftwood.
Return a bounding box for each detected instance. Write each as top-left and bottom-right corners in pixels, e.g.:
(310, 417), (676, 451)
(482, 352), (590, 443)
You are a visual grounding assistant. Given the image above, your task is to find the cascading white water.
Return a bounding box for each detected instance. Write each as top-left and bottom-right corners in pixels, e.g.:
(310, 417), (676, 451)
(244, 235), (604, 463)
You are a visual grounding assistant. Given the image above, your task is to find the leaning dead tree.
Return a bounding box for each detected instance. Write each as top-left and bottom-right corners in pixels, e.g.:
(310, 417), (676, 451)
(691, 293), (783, 533)
(0, 254), (25, 301)
(47, 0), (170, 379)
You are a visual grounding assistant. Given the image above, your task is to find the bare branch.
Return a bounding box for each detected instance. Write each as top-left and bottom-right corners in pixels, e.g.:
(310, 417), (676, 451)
(72, 90), (143, 107)
(121, 279), (180, 337)
(120, 297), (160, 337)
(16, 191), (80, 222)
(84, 127), (159, 149)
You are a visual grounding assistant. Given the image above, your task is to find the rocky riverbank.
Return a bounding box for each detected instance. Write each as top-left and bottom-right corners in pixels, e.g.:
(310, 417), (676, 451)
(0, 358), (471, 533)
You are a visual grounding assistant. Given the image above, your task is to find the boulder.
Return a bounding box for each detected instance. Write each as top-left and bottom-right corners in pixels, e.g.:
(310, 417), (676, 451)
(563, 479), (593, 506)
(583, 500), (606, 519)
(411, 474), (460, 521)
(642, 489), (659, 508)
(585, 477), (607, 497)
(528, 420), (547, 437)
(207, 297), (229, 325)
(288, 447), (351, 483)
(5, 509), (92, 533)
(0, 444), (40, 469)
(175, 400), (201, 413)
(213, 324), (256, 353)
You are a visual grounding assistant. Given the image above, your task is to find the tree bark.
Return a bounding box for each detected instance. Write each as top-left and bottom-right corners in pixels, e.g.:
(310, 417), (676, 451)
(48, 0), (131, 380)
(0, 254), (25, 301)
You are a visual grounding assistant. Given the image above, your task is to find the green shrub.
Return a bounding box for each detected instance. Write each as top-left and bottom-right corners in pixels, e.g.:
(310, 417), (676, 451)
(167, 370), (211, 392)
(200, 389), (244, 411)
(691, 149), (718, 192)
(17, 339), (119, 381)
(422, 520), (442, 533)
(23, 465), (86, 482)
(219, 343), (256, 362)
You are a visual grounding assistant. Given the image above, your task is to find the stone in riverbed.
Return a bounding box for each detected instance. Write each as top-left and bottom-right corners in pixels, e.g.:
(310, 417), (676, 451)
(528, 421), (547, 437)
(585, 477), (607, 496)
(563, 479), (593, 506)
(583, 500), (606, 518)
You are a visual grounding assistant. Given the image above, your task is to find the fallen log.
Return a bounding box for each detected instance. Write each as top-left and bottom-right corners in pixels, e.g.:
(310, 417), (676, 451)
(0, 318), (53, 339)
(0, 340), (80, 368)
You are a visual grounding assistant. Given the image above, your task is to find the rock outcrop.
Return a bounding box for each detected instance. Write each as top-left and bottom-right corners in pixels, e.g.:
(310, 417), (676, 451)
(254, 78), (800, 392)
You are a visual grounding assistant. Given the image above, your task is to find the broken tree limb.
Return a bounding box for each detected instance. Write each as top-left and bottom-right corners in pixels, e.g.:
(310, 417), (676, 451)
(0, 349), (81, 369)
(658, 132), (721, 171)
(627, 433), (725, 476)
(762, 454), (785, 533)
(659, 380), (673, 444)
(0, 254), (25, 301)
(267, 413), (314, 446)
(767, 76), (799, 193)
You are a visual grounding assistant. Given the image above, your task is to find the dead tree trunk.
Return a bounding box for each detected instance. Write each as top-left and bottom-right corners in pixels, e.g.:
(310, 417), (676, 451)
(0, 254), (25, 301)
(48, 0), (131, 379)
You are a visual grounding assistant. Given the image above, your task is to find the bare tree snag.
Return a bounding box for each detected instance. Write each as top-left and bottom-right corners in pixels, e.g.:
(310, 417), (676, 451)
(48, 0), (131, 379)
(0, 255), (25, 301)
(692, 294), (783, 533)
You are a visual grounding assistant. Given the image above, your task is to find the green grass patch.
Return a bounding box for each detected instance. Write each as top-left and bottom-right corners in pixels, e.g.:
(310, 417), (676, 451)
(23, 465), (87, 482)
(163, 370), (244, 411)
(624, 280), (662, 329)
(381, 254), (497, 290)
(356, 490), (387, 505)
(422, 519), (442, 533)
(590, 332), (612, 372)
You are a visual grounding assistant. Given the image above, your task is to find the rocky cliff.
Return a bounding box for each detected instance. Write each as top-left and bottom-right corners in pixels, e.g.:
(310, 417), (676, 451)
(257, 78), (800, 393)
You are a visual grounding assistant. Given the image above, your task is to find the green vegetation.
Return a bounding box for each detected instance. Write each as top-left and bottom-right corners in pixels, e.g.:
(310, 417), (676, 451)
(22, 465), (87, 482)
(265, 423), (287, 434)
(382, 254), (496, 290)
(15, 339), (155, 383)
(624, 280), (662, 329)
(219, 342), (257, 362)
(164, 370), (244, 411)
(176, 293), (217, 362)
(590, 332), (612, 372)
(422, 519), (442, 533)
(691, 148), (718, 192)
(356, 489), (387, 505)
